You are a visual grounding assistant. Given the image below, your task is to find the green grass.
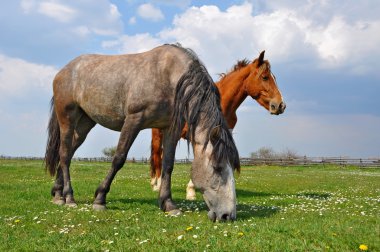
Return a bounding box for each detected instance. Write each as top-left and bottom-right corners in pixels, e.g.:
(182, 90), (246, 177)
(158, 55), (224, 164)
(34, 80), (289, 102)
(0, 159), (379, 251)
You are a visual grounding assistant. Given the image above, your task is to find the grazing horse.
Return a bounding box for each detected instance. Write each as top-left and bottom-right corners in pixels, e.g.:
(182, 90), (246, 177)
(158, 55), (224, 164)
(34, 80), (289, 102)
(150, 51), (286, 200)
(44, 44), (240, 221)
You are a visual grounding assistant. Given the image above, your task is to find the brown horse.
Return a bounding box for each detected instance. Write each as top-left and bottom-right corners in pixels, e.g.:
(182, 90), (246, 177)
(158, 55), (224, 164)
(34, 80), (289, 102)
(44, 44), (240, 221)
(150, 51), (285, 199)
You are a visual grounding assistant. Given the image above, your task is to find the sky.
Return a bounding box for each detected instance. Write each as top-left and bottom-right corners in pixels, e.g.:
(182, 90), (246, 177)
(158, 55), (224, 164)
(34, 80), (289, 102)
(0, 0), (379, 159)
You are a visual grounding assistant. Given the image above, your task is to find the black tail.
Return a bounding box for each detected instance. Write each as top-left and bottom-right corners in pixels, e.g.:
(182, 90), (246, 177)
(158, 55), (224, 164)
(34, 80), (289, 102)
(44, 97), (60, 177)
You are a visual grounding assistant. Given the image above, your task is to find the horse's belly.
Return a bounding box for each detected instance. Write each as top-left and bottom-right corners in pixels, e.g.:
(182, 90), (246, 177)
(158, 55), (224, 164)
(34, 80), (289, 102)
(80, 103), (125, 131)
(91, 114), (124, 131)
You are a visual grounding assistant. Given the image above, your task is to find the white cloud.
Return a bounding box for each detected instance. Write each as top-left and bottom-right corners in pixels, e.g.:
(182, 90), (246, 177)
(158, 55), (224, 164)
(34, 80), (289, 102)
(37, 2), (77, 23)
(106, 1), (380, 76)
(137, 3), (164, 22)
(305, 17), (380, 71)
(71, 25), (91, 38)
(20, 0), (36, 13)
(0, 54), (57, 98)
(102, 33), (162, 54)
(129, 16), (137, 25)
(19, 0), (123, 37)
(109, 3), (121, 20)
(152, 0), (191, 9)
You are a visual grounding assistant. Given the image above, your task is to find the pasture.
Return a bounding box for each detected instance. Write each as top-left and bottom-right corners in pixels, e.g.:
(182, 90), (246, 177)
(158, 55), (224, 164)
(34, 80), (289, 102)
(0, 159), (378, 251)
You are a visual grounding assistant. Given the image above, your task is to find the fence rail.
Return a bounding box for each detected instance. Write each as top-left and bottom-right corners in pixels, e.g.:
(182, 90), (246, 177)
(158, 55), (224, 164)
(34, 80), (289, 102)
(239, 157), (380, 168)
(1, 155), (379, 168)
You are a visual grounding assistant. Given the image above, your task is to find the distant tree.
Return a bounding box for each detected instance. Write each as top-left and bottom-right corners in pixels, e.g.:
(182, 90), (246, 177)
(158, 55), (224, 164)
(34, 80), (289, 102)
(250, 146), (277, 159)
(278, 148), (299, 159)
(102, 146), (117, 158)
(250, 147), (299, 159)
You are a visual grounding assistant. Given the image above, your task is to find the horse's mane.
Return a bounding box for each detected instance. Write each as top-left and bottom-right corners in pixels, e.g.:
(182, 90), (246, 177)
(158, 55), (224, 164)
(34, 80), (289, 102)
(168, 43), (240, 171)
(218, 58), (271, 81)
(219, 59), (250, 80)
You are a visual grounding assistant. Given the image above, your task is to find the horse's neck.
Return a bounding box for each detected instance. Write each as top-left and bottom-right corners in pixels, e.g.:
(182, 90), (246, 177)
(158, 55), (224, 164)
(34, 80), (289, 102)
(216, 67), (250, 128)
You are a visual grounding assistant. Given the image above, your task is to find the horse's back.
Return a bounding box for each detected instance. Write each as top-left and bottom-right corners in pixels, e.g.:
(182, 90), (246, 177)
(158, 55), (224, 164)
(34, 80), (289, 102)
(52, 45), (193, 131)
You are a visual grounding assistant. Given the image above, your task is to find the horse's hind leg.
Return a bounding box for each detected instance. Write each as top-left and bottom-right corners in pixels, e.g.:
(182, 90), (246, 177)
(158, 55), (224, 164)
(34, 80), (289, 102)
(56, 113), (76, 206)
(51, 167), (65, 205)
(159, 129), (180, 214)
(186, 179), (196, 200)
(150, 128), (163, 191)
(51, 112), (96, 206)
(53, 107), (95, 207)
(93, 113), (143, 210)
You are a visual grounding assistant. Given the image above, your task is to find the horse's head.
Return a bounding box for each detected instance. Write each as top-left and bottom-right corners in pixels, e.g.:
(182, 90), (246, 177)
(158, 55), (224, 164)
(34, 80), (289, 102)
(244, 51), (286, 115)
(191, 126), (239, 222)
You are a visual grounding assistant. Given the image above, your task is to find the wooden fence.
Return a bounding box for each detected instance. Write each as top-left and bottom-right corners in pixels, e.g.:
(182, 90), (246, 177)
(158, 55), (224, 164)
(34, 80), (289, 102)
(1, 156), (379, 168)
(239, 157), (380, 168)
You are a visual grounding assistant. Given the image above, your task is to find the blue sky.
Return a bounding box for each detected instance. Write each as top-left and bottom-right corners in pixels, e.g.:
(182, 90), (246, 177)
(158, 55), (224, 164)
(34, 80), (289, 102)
(0, 0), (379, 158)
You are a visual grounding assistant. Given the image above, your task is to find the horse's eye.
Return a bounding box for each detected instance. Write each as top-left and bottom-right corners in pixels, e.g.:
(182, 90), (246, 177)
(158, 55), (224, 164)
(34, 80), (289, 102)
(262, 76), (269, 81)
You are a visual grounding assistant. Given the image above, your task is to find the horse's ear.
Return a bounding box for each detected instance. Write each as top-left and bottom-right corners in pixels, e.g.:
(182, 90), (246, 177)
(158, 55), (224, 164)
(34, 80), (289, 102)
(257, 50), (265, 67)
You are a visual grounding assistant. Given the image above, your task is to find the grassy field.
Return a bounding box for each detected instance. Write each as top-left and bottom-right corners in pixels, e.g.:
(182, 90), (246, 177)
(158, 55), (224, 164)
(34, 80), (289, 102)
(0, 159), (379, 251)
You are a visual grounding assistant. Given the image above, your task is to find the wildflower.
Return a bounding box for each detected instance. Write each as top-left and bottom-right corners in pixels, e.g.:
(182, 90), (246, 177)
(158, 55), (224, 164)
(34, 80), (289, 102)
(238, 232), (244, 237)
(193, 235), (198, 239)
(359, 244), (368, 251)
(186, 226), (193, 231)
(139, 239), (149, 244)
(14, 219), (21, 224)
(177, 235), (184, 240)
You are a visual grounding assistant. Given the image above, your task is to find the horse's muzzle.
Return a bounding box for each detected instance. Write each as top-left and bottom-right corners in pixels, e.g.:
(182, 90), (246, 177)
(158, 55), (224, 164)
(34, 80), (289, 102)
(208, 210), (236, 222)
(270, 101), (286, 115)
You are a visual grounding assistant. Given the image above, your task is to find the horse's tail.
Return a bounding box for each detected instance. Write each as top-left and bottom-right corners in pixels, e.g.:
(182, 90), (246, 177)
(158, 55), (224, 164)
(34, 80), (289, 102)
(44, 97), (60, 177)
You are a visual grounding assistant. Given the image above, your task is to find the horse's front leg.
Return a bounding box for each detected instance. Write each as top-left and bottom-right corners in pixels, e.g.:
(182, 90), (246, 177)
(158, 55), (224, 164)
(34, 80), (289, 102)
(159, 130), (180, 215)
(93, 113), (142, 210)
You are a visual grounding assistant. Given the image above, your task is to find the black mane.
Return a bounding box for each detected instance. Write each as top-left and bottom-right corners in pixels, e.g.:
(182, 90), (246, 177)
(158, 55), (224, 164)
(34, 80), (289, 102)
(169, 43), (240, 171)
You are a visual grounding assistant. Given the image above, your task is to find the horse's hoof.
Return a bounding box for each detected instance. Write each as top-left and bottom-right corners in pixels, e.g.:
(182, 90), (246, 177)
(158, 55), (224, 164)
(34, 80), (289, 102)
(52, 199), (65, 206)
(93, 204), (106, 211)
(186, 188), (196, 201)
(186, 195), (196, 201)
(152, 185), (160, 192)
(168, 209), (182, 216)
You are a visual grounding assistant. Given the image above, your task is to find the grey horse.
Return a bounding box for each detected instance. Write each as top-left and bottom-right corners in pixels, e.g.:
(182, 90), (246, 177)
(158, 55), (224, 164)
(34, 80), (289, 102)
(44, 44), (240, 221)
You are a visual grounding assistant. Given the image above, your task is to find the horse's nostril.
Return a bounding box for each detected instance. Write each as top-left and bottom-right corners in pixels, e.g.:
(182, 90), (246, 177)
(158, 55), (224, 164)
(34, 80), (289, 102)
(270, 104), (276, 111)
(280, 102), (286, 112)
(208, 211), (217, 222)
(220, 213), (230, 221)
